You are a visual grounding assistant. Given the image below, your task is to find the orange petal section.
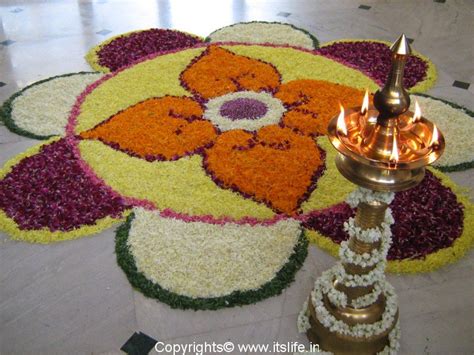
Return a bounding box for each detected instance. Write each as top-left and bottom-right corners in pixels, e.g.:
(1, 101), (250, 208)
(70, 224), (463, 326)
(274, 80), (371, 135)
(180, 46), (281, 100)
(80, 96), (217, 160)
(204, 125), (324, 214)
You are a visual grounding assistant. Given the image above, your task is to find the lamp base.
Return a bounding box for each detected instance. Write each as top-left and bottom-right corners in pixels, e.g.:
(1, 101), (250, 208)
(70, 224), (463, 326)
(306, 299), (398, 355)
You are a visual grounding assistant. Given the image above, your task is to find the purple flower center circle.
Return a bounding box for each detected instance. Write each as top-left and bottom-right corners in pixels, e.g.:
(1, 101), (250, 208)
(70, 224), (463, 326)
(220, 98), (268, 120)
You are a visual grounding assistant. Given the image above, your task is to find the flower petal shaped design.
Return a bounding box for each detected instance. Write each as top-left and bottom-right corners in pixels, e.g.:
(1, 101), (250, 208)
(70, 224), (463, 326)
(116, 210), (307, 309)
(275, 80), (369, 136)
(389, 171), (464, 260)
(180, 46), (281, 100)
(411, 94), (474, 171)
(86, 29), (204, 72)
(316, 40), (437, 93)
(0, 72), (102, 140)
(121, 208), (302, 300)
(80, 96), (218, 161)
(206, 21), (319, 50)
(204, 125), (325, 214)
(0, 139), (126, 233)
(305, 170), (466, 262)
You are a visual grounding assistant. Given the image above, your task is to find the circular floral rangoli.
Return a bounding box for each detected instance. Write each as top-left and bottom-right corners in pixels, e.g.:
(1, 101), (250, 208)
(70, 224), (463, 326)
(0, 22), (473, 309)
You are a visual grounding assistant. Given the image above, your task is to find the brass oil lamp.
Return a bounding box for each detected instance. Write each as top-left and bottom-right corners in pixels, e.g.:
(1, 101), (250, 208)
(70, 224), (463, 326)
(305, 34), (445, 353)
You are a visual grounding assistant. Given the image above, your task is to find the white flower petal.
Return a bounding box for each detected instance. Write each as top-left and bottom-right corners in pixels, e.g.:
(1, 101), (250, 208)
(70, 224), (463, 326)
(11, 73), (102, 137)
(411, 95), (474, 168)
(128, 208), (301, 298)
(208, 22), (317, 50)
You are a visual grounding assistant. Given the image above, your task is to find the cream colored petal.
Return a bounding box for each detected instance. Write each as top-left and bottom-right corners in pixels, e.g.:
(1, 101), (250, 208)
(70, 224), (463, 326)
(127, 208), (301, 298)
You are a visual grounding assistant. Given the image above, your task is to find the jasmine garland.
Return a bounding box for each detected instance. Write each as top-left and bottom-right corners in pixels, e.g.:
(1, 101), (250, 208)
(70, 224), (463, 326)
(310, 279), (398, 338)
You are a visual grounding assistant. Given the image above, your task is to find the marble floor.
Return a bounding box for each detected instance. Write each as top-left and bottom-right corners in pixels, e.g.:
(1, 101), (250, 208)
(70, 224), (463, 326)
(0, 0), (473, 354)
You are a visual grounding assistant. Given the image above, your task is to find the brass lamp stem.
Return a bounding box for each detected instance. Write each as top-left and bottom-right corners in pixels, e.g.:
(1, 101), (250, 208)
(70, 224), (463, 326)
(336, 201), (387, 302)
(355, 201), (387, 229)
(307, 199), (394, 354)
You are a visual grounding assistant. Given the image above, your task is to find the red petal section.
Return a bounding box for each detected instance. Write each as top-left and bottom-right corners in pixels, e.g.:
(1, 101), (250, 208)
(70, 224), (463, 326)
(316, 41), (428, 89)
(304, 171), (464, 261)
(389, 171), (463, 260)
(97, 29), (203, 71)
(0, 139), (125, 232)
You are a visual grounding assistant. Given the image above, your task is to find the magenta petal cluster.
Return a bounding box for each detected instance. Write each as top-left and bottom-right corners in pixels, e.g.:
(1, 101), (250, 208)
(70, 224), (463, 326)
(303, 203), (355, 244)
(97, 29), (203, 71)
(0, 139), (126, 231)
(316, 41), (428, 89)
(304, 171), (464, 260)
(220, 98), (268, 120)
(389, 171), (463, 260)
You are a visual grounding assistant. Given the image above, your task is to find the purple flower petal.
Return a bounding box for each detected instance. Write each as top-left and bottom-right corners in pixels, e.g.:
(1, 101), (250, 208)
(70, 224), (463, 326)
(316, 41), (428, 89)
(220, 98), (268, 120)
(0, 139), (126, 232)
(389, 171), (463, 260)
(304, 171), (464, 261)
(303, 203), (354, 244)
(97, 29), (203, 71)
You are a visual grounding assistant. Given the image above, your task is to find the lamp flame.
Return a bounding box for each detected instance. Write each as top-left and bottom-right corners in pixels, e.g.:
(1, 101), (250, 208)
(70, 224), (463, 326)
(430, 124), (439, 146)
(413, 99), (421, 123)
(361, 89), (369, 115)
(337, 104), (347, 135)
(389, 133), (399, 162)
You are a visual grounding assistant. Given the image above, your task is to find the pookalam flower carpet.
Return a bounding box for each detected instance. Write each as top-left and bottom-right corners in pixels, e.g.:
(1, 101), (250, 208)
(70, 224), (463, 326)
(0, 22), (473, 310)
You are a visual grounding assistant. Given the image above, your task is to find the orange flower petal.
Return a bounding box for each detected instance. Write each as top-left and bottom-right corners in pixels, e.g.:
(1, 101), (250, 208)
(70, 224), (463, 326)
(274, 80), (370, 135)
(80, 96), (217, 160)
(180, 46), (281, 100)
(204, 125), (324, 214)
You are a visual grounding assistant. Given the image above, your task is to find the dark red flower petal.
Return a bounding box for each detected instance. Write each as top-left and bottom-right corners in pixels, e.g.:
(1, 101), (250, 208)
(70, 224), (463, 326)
(0, 139), (126, 232)
(316, 41), (428, 89)
(97, 29), (203, 71)
(304, 171), (464, 260)
(303, 203), (354, 244)
(389, 171), (463, 260)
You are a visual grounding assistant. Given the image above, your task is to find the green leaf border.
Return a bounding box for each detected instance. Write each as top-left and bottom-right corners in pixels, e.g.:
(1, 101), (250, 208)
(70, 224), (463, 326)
(115, 213), (308, 310)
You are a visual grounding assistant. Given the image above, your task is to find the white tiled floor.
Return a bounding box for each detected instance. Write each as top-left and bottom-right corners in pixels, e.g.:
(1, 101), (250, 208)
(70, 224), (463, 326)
(0, 1), (473, 354)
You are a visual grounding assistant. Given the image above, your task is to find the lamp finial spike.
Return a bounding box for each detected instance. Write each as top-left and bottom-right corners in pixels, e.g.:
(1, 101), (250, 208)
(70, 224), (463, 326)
(390, 34), (411, 56)
(373, 34), (412, 120)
